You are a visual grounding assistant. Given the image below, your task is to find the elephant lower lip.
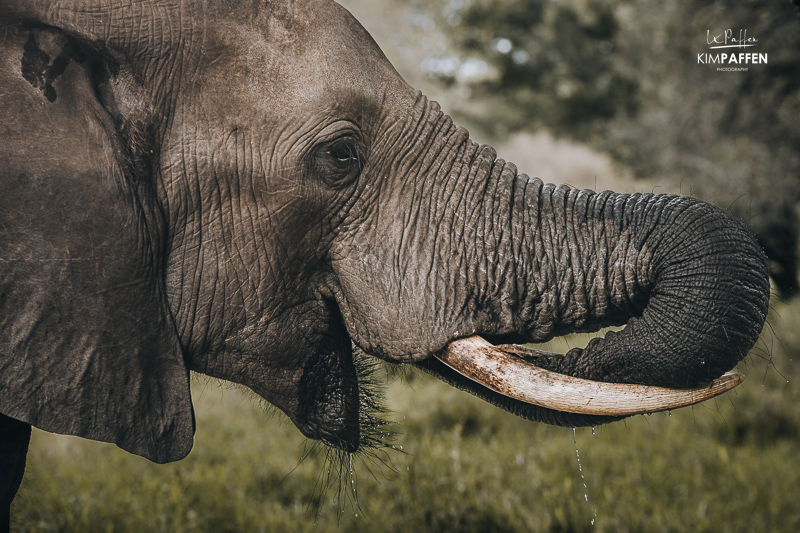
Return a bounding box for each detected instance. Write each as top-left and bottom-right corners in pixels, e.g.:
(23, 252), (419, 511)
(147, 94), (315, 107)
(435, 336), (745, 416)
(296, 418), (361, 453)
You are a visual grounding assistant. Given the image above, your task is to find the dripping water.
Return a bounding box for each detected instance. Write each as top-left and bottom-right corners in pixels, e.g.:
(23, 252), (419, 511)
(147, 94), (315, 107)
(572, 428), (598, 526)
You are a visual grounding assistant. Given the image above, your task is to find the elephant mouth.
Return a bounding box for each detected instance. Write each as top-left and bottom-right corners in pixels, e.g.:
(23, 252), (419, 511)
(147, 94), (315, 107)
(434, 336), (744, 417)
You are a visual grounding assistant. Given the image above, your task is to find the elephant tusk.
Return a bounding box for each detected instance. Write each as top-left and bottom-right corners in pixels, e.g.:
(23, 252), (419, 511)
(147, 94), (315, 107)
(435, 336), (745, 416)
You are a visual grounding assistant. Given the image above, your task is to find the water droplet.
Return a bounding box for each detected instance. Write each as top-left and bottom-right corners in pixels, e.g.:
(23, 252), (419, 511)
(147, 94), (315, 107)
(573, 427), (598, 527)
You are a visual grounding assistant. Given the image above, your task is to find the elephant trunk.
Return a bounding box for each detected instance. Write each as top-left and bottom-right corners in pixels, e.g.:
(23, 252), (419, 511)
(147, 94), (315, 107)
(415, 154), (769, 426)
(463, 162), (770, 389)
(334, 97), (769, 425)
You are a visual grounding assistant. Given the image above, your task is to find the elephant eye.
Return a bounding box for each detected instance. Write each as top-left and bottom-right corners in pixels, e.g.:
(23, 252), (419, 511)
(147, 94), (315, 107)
(327, 142), (359, 164)
(315, 137), (363, 186)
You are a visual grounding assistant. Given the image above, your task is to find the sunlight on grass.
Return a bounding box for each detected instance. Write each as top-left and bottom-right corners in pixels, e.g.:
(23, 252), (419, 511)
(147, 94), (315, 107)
(13, 298), (800, 532)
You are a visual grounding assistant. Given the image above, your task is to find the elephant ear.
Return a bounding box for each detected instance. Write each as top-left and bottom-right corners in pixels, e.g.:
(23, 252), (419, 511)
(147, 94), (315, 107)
(0, 23), (194, 462)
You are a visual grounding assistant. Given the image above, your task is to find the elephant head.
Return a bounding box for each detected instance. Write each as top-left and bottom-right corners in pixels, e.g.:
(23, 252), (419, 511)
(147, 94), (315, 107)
(0, 0), (769, 470)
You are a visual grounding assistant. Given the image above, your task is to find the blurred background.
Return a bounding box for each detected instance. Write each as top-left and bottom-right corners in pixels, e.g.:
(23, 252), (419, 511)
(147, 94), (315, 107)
(15, 1), (800, 531)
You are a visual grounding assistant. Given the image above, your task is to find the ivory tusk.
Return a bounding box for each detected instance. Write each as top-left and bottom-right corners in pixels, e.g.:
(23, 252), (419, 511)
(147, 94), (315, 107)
(435, 336), (745, 416)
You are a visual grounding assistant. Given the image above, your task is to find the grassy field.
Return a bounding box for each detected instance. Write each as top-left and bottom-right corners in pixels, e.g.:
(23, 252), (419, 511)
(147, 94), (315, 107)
(12, 297), (800, 532)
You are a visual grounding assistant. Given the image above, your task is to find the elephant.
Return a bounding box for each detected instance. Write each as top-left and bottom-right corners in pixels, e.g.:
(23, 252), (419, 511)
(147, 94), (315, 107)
(0, 0), (770, 525)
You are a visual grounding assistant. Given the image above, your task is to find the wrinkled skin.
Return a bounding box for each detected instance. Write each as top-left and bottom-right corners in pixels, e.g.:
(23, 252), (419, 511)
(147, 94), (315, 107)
(0, 0), (769, 522)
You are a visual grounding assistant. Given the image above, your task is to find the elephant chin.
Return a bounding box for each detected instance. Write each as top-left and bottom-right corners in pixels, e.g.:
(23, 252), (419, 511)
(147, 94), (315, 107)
(435, 336), (744, 417)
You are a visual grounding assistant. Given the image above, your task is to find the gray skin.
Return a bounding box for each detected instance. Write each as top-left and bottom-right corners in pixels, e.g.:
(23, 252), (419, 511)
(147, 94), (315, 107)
(0, 0), (769, 523)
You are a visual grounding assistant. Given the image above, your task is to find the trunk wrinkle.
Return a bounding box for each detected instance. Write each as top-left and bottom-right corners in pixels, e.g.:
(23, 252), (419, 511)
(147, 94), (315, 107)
(458, 168), (767, 390)
(533, 196), (769, 388)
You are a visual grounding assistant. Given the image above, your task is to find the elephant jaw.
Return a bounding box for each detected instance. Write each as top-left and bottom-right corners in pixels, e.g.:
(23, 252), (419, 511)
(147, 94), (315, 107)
(436, 336), (744, 416)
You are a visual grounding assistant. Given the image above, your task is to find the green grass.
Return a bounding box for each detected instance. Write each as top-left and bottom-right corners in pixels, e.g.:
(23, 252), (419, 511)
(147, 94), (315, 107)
(12, 298), (800, 532)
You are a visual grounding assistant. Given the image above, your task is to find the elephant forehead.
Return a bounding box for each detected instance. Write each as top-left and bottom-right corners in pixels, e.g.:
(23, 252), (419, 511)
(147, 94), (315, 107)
(197, 0), (410, 120)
